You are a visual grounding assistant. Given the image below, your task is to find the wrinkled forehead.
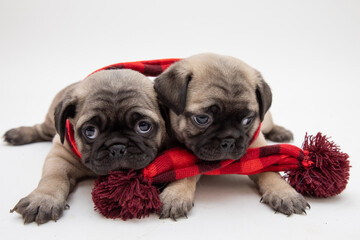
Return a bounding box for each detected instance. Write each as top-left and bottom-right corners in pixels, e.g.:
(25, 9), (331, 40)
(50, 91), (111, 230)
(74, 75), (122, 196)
(186, 70), (258, 114)
(187, 91), (258, 115)
(76, 96), (160, 130)
(74, 70), (160, 127)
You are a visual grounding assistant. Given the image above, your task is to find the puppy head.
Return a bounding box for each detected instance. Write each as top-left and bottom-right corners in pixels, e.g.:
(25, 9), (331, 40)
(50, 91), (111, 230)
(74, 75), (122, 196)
(154, 53), (271, 161)
(54, 70), (166, 175)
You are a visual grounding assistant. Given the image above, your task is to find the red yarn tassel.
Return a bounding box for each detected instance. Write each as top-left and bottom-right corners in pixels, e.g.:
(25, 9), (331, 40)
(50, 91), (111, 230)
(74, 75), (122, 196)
(285, 133), (350, 197)
(92, 170), (162, 220)
(92, 133), (351, 220)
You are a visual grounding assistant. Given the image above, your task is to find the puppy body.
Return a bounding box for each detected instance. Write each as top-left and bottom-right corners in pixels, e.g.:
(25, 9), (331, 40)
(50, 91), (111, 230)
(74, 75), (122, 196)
(6, 70), (166, 224)
(154, 53), (307, 219)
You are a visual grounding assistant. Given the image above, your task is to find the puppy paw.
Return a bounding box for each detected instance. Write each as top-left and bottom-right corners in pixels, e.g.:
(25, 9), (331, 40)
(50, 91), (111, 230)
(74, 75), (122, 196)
(265, 125), (293, 142)
(260, 188), (310, 216)
(11, 192), (68, 224)
(3, 127), (36, 145)
(159, 187), (194, 221)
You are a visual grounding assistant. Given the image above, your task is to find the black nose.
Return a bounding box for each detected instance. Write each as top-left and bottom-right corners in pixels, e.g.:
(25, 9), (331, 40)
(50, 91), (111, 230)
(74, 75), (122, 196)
(220, 138), (235, 152)
(108, 144), (127, 158)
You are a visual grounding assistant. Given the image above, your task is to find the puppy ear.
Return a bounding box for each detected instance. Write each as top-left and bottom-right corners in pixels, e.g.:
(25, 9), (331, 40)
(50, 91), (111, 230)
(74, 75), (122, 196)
(54, 96), (78, 144)
(157, 102), (173, 139)
(255, 75), (272, 122)
(154, 65), (192, 115)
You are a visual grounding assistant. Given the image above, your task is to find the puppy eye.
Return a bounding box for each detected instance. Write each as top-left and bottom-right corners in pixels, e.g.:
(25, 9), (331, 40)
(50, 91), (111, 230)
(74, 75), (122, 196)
(193, 115), (210, 125)
(136, 121), (152, 134)
(84, 126), (98, 139)
(242, 116), (254, 126)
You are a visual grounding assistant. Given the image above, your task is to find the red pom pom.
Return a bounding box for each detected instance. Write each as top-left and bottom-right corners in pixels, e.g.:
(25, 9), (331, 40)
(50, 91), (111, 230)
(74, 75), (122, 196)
(91, 170), (162, 220)
(285, 133), (350, 197)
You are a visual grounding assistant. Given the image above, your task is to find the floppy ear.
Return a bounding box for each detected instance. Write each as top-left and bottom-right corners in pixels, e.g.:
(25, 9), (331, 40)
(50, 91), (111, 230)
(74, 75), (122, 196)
(154, 65), (192, 115)
(54, 96), (78, 144)
(255, 75), (272, 122)
(157, 101), (173, 138)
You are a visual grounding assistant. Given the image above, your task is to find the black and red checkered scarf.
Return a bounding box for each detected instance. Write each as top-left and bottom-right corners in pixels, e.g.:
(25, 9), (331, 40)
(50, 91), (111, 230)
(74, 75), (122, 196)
(64, 58), (350, 220)
(65, 58), (314, 183)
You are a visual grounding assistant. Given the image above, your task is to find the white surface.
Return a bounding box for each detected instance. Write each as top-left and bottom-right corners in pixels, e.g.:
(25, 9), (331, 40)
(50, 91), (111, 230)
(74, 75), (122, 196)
(1, 0), (359, 239)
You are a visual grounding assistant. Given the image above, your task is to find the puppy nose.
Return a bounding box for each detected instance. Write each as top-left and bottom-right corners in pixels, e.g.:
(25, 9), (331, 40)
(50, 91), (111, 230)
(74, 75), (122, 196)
(108, 144), (127, 158)
(220, 138), (235, 152)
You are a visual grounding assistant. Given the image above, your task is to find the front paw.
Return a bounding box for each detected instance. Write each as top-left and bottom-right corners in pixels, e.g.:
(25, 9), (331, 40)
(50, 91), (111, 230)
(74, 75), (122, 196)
(265, 125), (294, 142)
(260, 188), (310, 216)
(11, 192), (68, 224)
(159, 187), (194, 221)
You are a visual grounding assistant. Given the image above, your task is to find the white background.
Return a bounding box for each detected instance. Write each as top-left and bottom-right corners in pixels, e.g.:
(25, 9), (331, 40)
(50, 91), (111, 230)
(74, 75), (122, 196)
(1, 0), (359, 239)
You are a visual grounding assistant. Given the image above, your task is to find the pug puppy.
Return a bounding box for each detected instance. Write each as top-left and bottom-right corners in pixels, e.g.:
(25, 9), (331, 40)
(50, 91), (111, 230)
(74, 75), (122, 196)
(154, 53), (309, 220)
(4, 69), (166, 224)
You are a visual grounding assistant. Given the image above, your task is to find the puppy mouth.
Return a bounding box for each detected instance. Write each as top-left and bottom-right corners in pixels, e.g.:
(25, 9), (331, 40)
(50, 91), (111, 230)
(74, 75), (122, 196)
(196, 150), (247, 161)
(193, 144), (247, 161)
(121, 153), (155, 170)
(86, 151), (156, 175)
(90, 167), (113, 176)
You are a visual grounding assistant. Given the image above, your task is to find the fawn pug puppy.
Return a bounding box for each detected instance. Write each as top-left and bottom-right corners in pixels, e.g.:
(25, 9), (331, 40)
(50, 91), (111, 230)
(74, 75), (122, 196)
(154, 53), (308, 220)
(5, 69), (166, 224)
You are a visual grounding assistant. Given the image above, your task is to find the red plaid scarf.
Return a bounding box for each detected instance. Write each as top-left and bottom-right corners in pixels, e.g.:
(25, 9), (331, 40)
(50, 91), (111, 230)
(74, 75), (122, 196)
(87, 58), (181, 77)
(65, 58), (315, 182)
(64, 58), (350, 220)
(143, 142), (313, 184)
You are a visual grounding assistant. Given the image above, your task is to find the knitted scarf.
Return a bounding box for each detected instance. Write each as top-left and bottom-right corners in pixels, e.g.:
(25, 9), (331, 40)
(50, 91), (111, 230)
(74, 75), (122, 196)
(63, 58), (350, 220)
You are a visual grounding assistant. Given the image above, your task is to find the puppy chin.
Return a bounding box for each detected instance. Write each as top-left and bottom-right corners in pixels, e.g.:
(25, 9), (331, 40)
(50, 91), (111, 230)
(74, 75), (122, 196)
(90, 167), (112, 176)
(195, 151), (247, 161)
(191, 144), (247, 161)
(121, 153), (156, 170)
(84, 158), (120, 175)
(85, 153), (156, 175)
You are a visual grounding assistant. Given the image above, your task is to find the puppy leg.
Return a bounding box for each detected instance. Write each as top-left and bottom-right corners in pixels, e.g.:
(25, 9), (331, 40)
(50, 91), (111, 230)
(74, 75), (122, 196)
(4, 100), (56, 145)
(159, 176), (199, 220)
(249, 133), (309, 215)
(249, 172), (309, 215)
(3, 83), (76, 145)
(261, 112), (293, 142)
(11, 139), (91, 224)
(4, 118), (55, 145)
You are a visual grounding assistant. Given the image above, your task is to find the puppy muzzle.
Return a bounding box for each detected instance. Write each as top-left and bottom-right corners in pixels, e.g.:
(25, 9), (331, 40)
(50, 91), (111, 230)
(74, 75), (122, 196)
(220, 138), (235, 153)
(108, 143), (127, 160)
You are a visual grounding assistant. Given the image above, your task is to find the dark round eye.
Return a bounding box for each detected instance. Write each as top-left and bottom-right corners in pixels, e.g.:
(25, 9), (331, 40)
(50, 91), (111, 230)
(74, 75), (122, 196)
(136, 121), (152, 134)
(84, 126), (98, 139)
(193, 115), (210, 125)
(242, 116), (254, 126)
